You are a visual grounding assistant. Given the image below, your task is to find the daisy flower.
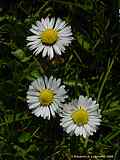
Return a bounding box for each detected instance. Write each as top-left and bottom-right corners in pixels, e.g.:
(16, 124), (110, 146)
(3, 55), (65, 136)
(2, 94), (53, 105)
(60, 96), (101, 138)
(27, 76), (67, 120)
(27, 17), (73, 59)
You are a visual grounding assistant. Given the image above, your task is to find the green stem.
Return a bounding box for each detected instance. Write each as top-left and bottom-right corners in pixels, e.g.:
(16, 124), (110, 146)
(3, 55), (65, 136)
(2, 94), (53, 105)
(34, 1), (49, 17)
(84, 137), (88, 148)
(0, 116), (31, 127)
(70, 136), (77, 155)
(33, 57), (45, 75)
(97, 56), (115, 103)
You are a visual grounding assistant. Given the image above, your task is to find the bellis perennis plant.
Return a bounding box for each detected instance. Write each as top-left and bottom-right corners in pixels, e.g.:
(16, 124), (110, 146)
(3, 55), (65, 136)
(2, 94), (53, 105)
(27, 76), (67, 120)
(60, 96), (101, 138)
(27, 17), (73, 59)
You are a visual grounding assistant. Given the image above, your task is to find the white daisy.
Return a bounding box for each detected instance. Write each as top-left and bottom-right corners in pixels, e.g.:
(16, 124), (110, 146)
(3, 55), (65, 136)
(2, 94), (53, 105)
(60, 96), (101, 138)
(27, 76), (67, 120)
(27, 17), (73, 59)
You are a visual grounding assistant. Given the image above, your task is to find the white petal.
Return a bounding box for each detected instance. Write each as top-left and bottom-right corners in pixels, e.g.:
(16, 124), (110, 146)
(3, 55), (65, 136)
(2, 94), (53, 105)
(51, 103), (58, 113)
(49, 47), (54, 59)
(84, 124), (96, 135)
(66, 123), (76, 133)
(27, 96), (39, 103)
(44, 17), (50, 28)
(55, 19), (66, 30)
(33, 45), (45, 55)
(53, 44), (62, 55)
(30, 28), (40, 35)
(42, 47), (48, 57)
(27, 35), (39, 41)
(44, 76), (48, 86)
(27, 40), (40, 47)
(31, 24), (40, 31)
(82, 127), (87, 138)
(32, 107), (41, 117)
(27, 91), (38, 96)
(47, 76), (53, 89)
(49, 18), (55, 28)
(32, 80), (41, 91)
(46, 107), (50, 120)
(28, 102), (40, 109)
(62, 120), (73, 128)
(79, 127), (83, 136)
(43, 107), (49, 119)
(49, 106), (55, 117)
(36, 21), (45, 31)
(41, 18), (48, 29)
(37, 78), (45, 89)
(41, 107), (46, 117)
(75, 127), (80, 136)
(56, 78), (61, 86)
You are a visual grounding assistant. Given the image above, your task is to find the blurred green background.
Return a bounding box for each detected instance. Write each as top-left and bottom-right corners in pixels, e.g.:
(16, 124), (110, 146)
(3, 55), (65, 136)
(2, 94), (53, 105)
(0, 0), (120, 159)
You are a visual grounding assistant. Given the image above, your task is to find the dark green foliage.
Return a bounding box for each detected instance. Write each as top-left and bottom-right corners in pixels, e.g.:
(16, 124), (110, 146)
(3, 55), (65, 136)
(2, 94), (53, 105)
(0, 0), (120, 159)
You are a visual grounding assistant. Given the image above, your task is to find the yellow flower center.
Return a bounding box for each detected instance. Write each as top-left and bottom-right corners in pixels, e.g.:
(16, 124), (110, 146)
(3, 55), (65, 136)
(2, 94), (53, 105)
(41, 28), (58, 45)
(71, 107), (89, 125)
(39, 89), (54, 106)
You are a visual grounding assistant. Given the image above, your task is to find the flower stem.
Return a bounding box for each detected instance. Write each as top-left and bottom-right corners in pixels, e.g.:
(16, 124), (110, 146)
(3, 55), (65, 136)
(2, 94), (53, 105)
(97, 55), (115, 103)
(84, 137), (88, 148)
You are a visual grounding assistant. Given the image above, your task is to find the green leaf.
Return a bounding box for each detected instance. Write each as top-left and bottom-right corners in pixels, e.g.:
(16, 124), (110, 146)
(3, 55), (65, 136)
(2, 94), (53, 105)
(21, 56), (32, 62)
(30, 70), (41, 79)
(11, 49), (31, 62)
(81, 0), (94, 11)
(76, 33), (92, 51)
(26, 70), (41, 80)
(11, 49), (25, 60)
(27, 144), (38, 153)
(18, 132), (32, 143)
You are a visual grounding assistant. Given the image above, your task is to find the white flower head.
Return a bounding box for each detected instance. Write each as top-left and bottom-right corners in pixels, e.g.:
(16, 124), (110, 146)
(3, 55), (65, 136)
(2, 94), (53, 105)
(27, 17), (73, 59)
(60, 96), (101, 138)
(27, 76), (67, 120)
